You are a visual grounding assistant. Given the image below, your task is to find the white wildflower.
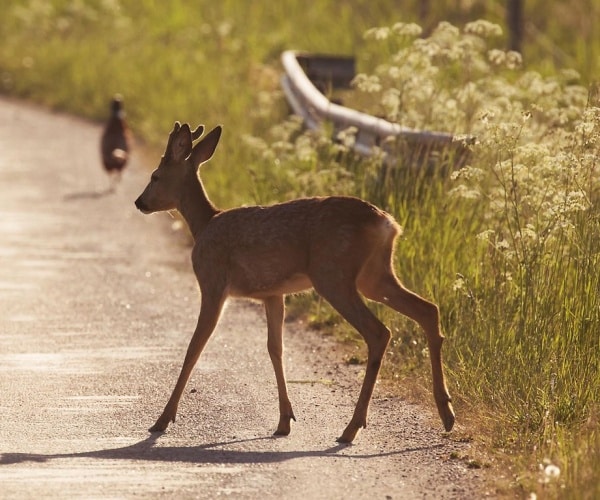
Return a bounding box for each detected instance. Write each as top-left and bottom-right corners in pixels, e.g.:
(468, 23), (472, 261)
(352, 74), (382, 93)
(575, 118), (595, 137)
(452, 276), (465, 291)
(392, 22), (422, 38)
(381, 88), (400, 117)
(364, 26), (390, 41)
(387, 65), (403, 80)
(433, 21), (460, 39)
(413, 38), (441, 58)
(242, 134), (267, 152)
(564, 190), (589, 212)
(451, 166), (484, 181)
(217, 21), (232, 38)
(294, 135), (316, 162)
(516, 224), (538, 243)
(488, 49), (506, 66)
(476, 229), (495, 241)
(506, 51), (523, 69)
(559, 68), (581, 83)
(479, 110), (496, 125)
(496, 239), (510, 251)
(271, 140), (294, 154)
(446, 99), (457, 110)
(336, 126), (358, 149)
(448, 184), (481, 200)
(542, 463), (561, 482)
(464, 20), (503, 38)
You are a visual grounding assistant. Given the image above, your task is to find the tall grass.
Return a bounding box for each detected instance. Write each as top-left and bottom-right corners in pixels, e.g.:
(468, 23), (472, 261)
(0, 0), (403, 206)
(244, 21), (600, 497)
(2, 1), (600, 496)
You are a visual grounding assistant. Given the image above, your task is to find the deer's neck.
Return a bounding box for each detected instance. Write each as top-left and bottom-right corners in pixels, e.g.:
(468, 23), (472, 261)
(177, 173), (218, 241)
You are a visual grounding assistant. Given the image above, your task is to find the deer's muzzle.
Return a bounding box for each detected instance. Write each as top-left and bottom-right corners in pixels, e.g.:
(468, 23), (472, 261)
(134, 196), (151, 214)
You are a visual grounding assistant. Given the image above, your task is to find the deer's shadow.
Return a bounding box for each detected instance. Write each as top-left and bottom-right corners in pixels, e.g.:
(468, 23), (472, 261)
(0, 433), (444, 466)
(62, 187), (115, 201)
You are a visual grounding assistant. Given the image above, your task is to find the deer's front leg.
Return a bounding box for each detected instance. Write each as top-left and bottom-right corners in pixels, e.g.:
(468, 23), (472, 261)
(264, 295), (296, 436)
(149, 293), (225, 432)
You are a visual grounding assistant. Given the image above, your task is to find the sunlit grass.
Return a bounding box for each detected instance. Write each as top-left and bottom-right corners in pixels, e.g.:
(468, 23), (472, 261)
(243, 20), (600, 497)
(0, 0), (402, 206)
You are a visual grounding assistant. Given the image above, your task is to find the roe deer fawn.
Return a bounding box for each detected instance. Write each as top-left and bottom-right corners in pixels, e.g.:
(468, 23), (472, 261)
(134, 122), (455, 443)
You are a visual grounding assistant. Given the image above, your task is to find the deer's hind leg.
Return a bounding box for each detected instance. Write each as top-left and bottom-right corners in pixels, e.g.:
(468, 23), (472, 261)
(311, 276), (391, 443)
(264, 295), (296, 436)
(357, 249), (455, 432)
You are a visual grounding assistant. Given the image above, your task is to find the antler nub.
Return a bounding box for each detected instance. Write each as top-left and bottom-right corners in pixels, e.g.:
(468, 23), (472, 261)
(191, 125), (205, 141)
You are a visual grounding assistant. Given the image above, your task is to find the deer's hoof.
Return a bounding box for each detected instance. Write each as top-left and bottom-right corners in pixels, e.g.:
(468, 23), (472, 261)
(148, 415), (173, 433)
(439, 401), (455, 432)
(148, 423), (166, 433)
(273, 413), (296, 436)
(337, 420), (363, 443)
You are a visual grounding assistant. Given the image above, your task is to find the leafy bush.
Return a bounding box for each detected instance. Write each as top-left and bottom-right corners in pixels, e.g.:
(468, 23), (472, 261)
(246, 20), (600, 496)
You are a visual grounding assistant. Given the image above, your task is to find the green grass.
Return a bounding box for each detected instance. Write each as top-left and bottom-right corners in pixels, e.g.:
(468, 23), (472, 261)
(0, 0), (404, 206)
(2, 1), (600, 497)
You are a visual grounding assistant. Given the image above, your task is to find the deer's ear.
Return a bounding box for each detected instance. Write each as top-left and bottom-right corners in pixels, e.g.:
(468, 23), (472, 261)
(165, 122), (192, 163)
(191, 125), (222, 167)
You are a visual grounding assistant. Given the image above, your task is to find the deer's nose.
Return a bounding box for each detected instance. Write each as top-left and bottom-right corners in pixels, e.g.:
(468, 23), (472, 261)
(134, 196), (147, 212)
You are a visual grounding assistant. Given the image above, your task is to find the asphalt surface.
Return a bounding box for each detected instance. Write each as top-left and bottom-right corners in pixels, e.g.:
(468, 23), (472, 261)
(0, 97), (489, 499)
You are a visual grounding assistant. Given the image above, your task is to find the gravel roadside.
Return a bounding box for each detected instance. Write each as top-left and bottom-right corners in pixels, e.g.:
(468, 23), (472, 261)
(0, 97), (491, 499)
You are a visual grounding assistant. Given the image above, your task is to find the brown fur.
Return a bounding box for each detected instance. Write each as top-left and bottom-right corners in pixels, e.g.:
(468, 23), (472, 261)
(135, 122), (454, 442)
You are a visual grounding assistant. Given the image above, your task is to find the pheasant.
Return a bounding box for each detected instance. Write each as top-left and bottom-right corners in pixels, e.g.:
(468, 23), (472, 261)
(100, 94), (130, 190)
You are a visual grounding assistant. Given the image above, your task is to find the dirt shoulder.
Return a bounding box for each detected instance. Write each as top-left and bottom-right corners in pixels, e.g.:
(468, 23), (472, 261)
(0, 97), (492, 498)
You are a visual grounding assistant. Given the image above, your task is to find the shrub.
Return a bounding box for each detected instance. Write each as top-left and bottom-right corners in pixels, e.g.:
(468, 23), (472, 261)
(247, 20), (600, 495)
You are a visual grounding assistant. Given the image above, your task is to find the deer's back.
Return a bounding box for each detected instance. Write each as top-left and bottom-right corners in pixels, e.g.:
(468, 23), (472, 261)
(193, 196), (400, 298)
(202, 196), (397, 246)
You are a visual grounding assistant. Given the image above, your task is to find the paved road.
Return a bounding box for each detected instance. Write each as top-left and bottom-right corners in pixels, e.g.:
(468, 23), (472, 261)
(0, 97), (488, 499)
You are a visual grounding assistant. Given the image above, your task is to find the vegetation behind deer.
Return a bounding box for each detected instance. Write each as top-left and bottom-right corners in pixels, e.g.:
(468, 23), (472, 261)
(1, 1), (599, 496)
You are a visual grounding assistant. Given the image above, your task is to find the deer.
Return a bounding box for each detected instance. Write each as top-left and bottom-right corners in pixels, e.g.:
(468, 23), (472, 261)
(134, 122), (455, 443)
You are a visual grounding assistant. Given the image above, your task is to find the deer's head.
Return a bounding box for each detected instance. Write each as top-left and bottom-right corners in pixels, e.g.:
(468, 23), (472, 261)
(135, 122), (222, 214)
